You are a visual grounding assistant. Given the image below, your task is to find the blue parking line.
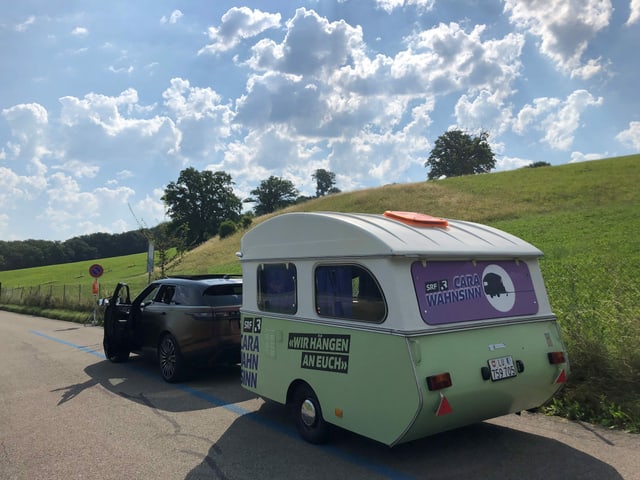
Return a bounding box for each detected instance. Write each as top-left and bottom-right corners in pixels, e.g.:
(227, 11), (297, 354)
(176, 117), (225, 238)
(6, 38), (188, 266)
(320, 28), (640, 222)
(31, 329), (415, 480)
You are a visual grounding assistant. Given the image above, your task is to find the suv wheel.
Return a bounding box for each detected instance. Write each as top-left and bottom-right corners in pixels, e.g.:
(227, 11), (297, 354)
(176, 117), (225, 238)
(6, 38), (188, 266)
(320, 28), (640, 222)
(158, 334), (185, 383)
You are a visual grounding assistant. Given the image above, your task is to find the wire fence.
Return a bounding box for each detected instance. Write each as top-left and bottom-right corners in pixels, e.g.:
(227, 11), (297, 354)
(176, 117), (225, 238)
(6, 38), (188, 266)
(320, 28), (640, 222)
(0, 281), (118, 311)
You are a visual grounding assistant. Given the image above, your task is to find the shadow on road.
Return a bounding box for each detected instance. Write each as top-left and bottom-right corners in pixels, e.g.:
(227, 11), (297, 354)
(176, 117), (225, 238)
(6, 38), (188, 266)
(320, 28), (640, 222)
(184, 401), (624, 480)
(52, 357), (255, 413)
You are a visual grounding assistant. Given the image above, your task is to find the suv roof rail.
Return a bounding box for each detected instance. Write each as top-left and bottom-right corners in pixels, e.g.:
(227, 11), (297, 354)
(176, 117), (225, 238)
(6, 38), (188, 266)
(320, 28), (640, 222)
(167, 274), (242, 280)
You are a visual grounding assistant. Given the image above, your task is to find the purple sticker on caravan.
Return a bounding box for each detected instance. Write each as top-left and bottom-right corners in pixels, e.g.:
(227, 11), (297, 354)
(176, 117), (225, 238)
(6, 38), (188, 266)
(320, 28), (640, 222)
(411, 260), (538, 325)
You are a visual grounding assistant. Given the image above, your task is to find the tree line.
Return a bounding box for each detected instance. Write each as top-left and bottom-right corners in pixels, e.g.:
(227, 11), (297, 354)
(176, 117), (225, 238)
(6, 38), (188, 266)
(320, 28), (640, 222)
(0, 231), (149, 271)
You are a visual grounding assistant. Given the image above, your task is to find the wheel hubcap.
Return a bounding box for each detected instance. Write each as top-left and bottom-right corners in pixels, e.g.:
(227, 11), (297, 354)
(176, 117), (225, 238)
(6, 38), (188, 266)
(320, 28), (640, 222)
(300, 399), (317, 427)
(159, 338), (176, 378)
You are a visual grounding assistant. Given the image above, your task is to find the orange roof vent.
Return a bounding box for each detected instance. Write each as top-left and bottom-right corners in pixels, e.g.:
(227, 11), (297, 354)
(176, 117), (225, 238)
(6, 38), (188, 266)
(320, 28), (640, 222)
(383, 210), (449, 228)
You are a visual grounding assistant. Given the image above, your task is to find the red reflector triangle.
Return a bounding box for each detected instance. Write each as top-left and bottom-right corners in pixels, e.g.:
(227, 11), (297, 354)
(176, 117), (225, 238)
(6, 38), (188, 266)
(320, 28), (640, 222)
(436, 394), (453, 416)
(555, 369), (567, 384)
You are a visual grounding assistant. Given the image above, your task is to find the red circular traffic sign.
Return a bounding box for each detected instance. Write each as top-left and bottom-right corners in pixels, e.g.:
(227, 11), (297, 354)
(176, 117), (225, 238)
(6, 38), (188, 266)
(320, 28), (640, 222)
(89, 264), (104, 278)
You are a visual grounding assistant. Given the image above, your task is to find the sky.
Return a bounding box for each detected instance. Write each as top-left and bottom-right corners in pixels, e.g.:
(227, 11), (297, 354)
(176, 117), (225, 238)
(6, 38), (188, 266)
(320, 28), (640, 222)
(1, 0), (639, 241)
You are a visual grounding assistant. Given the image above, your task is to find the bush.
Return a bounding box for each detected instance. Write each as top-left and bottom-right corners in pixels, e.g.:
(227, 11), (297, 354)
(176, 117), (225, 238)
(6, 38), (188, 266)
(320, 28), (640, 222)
(542, 260), (640, 432)
(240, 214), (253, 230)
(526, 161), (551, 168)
(218, 220), (237, 239)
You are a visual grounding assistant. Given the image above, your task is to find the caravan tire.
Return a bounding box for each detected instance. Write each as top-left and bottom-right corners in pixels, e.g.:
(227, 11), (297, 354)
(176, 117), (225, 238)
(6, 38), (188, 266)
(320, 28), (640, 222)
(292, 384), (330, 444)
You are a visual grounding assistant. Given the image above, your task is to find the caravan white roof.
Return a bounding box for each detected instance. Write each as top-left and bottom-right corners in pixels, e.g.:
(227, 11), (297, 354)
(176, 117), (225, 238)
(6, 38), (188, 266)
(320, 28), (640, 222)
(239, 211), (542, 261)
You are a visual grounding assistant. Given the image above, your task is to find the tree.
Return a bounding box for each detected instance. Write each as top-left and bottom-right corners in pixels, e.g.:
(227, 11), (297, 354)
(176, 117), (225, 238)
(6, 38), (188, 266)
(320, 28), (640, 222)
(312, 169), (340, 197)
(526, 161), (551, 168)
(245, 176), (299, 215)
(425, 130), (496, 180)
(162, 168), (242, 246)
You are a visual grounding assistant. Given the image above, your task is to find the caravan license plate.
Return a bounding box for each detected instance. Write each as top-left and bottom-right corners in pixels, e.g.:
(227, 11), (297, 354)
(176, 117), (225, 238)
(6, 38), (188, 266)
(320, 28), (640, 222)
(488, 355), (517, 381)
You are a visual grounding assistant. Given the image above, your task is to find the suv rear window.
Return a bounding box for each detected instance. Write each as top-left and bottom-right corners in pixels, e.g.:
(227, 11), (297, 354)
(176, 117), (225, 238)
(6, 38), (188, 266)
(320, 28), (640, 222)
(203, 284), (243, 307)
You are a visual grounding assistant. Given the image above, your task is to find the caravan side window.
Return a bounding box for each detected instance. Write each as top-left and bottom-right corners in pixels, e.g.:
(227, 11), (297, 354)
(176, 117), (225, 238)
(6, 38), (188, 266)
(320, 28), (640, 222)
(257, 263), (297, 314)
(315, 264), (386, 323)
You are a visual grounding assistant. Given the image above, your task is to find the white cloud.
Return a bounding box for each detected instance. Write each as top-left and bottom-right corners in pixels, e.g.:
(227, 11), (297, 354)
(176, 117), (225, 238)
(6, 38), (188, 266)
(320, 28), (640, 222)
(131, 188), (167, 227)
(15, 15), (36, 32)
(570, 151), (606, 163)
(374, 0), (435, 13)
(116, 169), (133, 179)
(395, 24), (524, 96)
(52, 159), (99, 179)
(71, 27), (88, 37)
(455, 90), (513, 134)
(162, 78), (234, 157)
(615, 121), (640, 150)
(238, 14), (525, 164)
(246, 8), (362, 77)
(58, 89), (181, 165)
(160, 10), (183, 25)
(627, 0), (640, 25)
(514, 90), (603, 150)
(496, 155), (533, 170)
(503, 0), (612, 79)
(2, 103), (48, 144)
(43, 172), (136, 237)
(199, 6), (281, 54)
(0, 167), (47, 206)
(1, 103), (52, 189)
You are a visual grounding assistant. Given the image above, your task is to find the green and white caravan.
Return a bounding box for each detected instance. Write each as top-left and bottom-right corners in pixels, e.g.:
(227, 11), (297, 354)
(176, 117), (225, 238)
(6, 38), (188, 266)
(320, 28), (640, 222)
(237, 211), (569, 446)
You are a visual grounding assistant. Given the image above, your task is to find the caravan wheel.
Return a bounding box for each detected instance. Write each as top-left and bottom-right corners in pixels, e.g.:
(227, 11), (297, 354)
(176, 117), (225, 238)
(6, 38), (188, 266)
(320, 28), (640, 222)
(292, 384), (330, 444)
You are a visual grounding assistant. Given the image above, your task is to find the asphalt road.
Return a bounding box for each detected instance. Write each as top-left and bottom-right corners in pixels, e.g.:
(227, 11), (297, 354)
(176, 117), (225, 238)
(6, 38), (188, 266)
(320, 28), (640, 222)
(1, 311), (638, 480)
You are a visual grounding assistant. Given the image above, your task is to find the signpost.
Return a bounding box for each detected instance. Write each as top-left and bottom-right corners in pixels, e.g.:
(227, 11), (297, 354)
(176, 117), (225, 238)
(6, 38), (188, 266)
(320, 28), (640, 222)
(89, 264), (104, 278)
(147, 242), (154, 283)
(87, 264), (104, 326)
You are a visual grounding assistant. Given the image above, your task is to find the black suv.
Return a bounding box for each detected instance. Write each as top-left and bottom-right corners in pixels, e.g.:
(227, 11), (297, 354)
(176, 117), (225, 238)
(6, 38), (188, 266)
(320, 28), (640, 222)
(103, 275), (242, 382)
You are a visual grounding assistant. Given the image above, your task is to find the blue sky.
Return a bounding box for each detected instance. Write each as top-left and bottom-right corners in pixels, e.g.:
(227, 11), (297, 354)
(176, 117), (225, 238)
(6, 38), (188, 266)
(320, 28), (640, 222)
(1, 0), (639, 241)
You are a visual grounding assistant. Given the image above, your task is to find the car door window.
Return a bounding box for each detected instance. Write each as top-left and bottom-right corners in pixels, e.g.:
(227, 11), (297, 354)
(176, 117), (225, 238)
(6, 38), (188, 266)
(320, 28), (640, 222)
(138, 284), (161, 306)
(157, 285), (176, 304)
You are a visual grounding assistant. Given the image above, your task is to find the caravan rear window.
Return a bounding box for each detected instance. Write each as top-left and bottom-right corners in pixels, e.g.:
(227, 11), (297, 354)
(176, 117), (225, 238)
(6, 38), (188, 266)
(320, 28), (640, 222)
(315, 264), (386, 322)
(257, 263), (297, 314)
(411, 260), (539, 325)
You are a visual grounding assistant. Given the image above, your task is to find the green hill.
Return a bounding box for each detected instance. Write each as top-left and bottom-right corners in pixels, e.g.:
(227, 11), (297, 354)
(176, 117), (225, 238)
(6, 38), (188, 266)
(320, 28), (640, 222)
(1, 154), (639, 431)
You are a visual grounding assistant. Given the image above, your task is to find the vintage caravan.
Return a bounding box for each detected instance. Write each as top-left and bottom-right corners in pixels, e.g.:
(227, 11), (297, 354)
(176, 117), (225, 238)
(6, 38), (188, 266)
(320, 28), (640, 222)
(237, 211), (568, 446)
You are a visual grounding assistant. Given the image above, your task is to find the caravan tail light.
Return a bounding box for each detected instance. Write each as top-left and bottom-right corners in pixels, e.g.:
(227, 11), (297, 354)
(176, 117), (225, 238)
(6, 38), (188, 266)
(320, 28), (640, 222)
(426, 372), (452, 391)
(547, 351), (566, 364)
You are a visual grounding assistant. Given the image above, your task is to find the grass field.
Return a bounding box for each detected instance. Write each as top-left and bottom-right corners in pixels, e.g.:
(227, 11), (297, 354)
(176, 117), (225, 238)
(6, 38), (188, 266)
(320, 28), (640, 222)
(1, 154), (639, 431)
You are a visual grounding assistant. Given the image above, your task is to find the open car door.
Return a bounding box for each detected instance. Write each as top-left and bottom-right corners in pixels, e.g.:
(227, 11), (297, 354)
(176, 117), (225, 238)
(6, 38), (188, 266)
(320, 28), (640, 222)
(103, 283), (132, 363)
